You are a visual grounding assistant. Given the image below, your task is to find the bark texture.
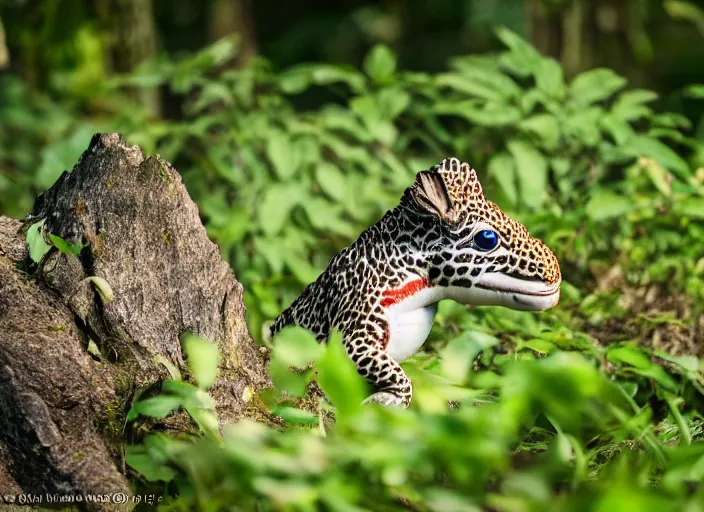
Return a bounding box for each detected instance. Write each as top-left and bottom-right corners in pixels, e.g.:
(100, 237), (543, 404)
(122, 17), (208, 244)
(0, 133), (269, 508)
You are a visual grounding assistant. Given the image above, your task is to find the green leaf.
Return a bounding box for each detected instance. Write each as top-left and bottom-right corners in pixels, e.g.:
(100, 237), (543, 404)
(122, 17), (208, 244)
(186, 406), (221, 441)
(495, 27), (542, 76)
(363, 45), (397, 84)
(303, 198), (357, 238)
(518, 114), (560, 150)
(623, 136), (691, 179)
(315, 162), (346, 201)
(441, 330), (500, 383)
(600, 115), (636, 145)
(272, 326), (324, 368)
(436, 73), (506, 102)
(316, 331), (367, 419)
(437, 100), (522, 126)
(611, 89), (657, 121)
(585, 190), (633, 221)
(607, 345), (678, 391)
(377, 88), (410, 120)
(535, 58), (564, 98)
(258, 183), (307, 236)
(266, 131), (298, 179)
(569, 68), (627, 107)
(563, 107), (603, 147)
(127, 395), (182, 422)
(182, 334), (220, 390)
(271, 406), (320, 425)
(278, 64), (366, 94)
(488, 152), (518, 206)
(674, 197), (704, 219)
(684, 84), (704, 98)
(506, 140), (548, 209)
(125, 445), (177, 482)
(48, 234), (85, 256)
(26, 221), (51, 263)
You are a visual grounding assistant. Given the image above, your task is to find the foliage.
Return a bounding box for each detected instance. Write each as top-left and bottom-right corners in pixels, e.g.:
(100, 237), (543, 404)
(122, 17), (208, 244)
(2, 24), (704, 511)
(126, 324), (704, 511)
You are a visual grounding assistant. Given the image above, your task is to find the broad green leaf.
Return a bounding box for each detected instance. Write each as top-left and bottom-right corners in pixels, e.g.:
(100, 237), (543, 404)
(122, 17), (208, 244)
(127, 395), (182, 422)
(569, 68), (627, 107)
(506, 140), (548, 209)
(48, 234), (86, 256)
(585, 189), (633, 221)
(271, 406), (320, 425)
(674, 197), (704, 218)
(624, 136), (690, 179)
(315, 162), (346, 201)
(523, 338), (555, 354)
(284, 251), (322, 285)
(125, 445), (177, 482)
(684, 84), (704, 98)
(664, 0), (704, 29)
(518, 114), (560, 150)
(535, 58), (564, 98)
(438, 100), (522, 126)
(377, 88), (411, 120)
(563, 107), (603, 147)
(182, 334), (220, 389)
(258, 183), (307, 236)
(363, 45), (396, 84)
(279, 64), (366, 94)
(266, 131), (298, 179)
(600, 115), (636, 145)
(495, 27), (542, 75)
(611, 89), (657, 121)
(607, 345), (653, 369)
(488, 152), (518, 205)
(441, 330), (500, 383)
(350, 94), (382, 130)
(271, 326), (324, 368)
(320, 106), (371, 142)
(607, 346), (678, 391)
(304, 198), (356, 238)
(454, 66), (523, 98)
(436, 73), (506, 102)
(26, 221), (51, 263)
(316, 331), (367, 419)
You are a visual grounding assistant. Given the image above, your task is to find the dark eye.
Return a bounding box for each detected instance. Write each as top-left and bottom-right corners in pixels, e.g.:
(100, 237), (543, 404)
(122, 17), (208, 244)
(473, 229), (499, 252)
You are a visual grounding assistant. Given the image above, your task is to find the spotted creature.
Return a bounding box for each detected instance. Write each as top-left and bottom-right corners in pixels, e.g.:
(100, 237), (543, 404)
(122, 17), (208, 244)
(270, 158), (562, 407)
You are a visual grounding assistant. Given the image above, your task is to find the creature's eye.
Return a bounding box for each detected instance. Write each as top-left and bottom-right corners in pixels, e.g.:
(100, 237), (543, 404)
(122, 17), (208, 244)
(473, 229), (499, 252)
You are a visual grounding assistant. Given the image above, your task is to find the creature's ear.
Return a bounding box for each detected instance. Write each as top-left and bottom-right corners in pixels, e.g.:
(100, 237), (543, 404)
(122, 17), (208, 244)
(411, 170), (454, 219)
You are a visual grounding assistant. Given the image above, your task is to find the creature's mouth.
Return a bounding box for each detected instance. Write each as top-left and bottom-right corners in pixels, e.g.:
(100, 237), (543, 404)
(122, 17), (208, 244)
(475, 282), (560, 297)
(472, 273), (561, 311)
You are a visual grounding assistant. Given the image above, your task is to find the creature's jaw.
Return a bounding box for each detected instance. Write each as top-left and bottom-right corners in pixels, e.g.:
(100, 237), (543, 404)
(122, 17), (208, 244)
(445, 273), (561, 311)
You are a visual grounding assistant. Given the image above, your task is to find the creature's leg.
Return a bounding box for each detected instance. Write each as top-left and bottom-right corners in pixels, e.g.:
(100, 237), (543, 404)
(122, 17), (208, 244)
(343, 328), (412, 407)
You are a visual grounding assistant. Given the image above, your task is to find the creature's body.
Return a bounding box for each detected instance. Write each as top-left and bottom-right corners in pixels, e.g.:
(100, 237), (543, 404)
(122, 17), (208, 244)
(271, 158), (561, 406)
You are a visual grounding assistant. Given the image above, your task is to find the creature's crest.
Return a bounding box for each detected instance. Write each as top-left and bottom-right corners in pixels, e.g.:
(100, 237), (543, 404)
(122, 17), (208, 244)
(404, 157), (561, 286)
(405, 157), (485, 226)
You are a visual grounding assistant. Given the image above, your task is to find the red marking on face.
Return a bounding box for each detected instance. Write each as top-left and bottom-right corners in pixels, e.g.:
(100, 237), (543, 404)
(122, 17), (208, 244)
(380, 278), (430, 308)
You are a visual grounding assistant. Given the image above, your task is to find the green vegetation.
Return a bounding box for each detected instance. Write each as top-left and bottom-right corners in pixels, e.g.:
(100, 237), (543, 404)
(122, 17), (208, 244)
(3, 3), (704, 509)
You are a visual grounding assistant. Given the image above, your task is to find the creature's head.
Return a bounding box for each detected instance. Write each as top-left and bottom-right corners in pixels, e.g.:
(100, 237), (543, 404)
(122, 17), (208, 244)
(401, 157), (561, 311)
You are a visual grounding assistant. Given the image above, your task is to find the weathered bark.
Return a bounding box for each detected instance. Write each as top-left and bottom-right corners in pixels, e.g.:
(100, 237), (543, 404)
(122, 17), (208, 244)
(0, 133), (269, 508)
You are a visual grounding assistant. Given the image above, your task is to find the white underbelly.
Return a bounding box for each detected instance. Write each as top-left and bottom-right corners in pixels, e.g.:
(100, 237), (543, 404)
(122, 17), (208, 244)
(385, 303), (438, 362)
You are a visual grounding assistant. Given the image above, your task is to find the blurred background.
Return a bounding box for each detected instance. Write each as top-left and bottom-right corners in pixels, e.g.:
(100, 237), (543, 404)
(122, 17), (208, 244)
(2, 0), (704, 336)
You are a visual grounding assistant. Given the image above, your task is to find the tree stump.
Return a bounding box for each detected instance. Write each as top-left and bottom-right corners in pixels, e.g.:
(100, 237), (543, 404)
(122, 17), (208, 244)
(0, 133), (270, 508)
